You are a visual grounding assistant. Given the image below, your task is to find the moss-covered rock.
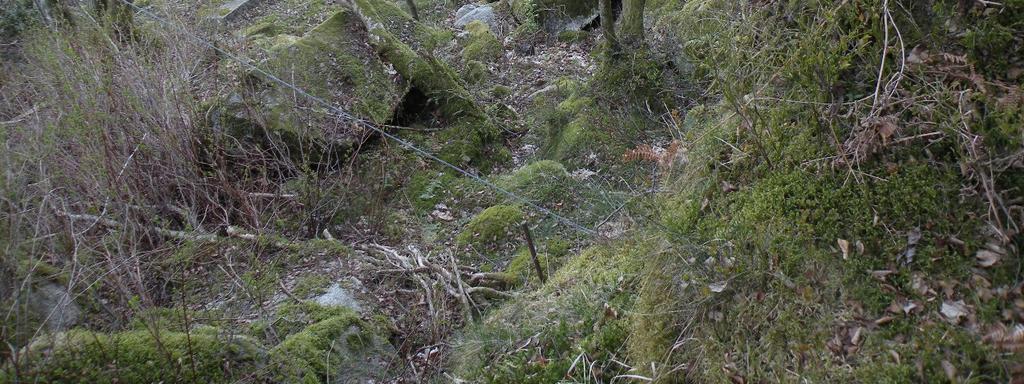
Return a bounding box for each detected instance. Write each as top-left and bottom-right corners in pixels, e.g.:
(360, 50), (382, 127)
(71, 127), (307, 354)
(267, 305), (396, 384)
(212, 9), (408, 165)
(463, 59), (489, 85)
(496, 160), (571, 205)
(9, 328), (264, 383)
(453, 240), (648, 382)
(461, 21), (502, 62)
(456, 204), (525, 261)
(353, 0), (508, 170)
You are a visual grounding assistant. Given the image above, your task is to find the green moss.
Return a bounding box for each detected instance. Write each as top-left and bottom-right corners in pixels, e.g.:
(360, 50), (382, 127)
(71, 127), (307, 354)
(496, 160), (571, 205)
(453, 241), (647, 382)
(461, 21), (502, 62)
(463, 59), (489, 85)
(405, 170), (460, 211)
(357, 9), (508, 170)
(264, 302), (396, 384)
(243, 20), (283, 38)
(456, 204), (525, 259)
(512, 0), (597, 31)
(490, 85), (512, 98)
(10, 328), (263, 383)
(557, 30), (587, 43)
(267, 10), (405, 125)
(291, 275), (331, 298)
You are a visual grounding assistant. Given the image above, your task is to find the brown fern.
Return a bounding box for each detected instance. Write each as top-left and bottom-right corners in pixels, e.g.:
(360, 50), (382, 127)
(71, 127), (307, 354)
(623, 145), (660, 163)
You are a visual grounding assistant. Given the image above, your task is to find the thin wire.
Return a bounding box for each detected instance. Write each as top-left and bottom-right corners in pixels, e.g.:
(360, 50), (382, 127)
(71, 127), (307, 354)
(117, 0), (597, 236)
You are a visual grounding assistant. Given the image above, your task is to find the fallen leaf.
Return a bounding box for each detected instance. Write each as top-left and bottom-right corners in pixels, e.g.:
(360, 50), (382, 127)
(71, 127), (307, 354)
(898, 228), (922, 266)
(941, 300), (969, 323)
(877, 120), (898, 144)
(709, 281), (728, 293)
(837, 238), (850, 260)
(976, 249), (1002, 267)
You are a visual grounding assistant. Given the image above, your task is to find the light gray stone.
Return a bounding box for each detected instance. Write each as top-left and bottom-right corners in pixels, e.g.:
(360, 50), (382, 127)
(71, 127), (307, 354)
(27, 282), (81, 332)
(455, 4), (497, 30)
(314, 283), (363, 312)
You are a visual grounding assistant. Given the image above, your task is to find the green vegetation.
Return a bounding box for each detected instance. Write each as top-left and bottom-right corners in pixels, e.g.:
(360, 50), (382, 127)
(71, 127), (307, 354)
(2, 0), (1021, 383)
(461, 21), (502, 62)
(8, 328), (263, 383)
(457, 204), (525, 261)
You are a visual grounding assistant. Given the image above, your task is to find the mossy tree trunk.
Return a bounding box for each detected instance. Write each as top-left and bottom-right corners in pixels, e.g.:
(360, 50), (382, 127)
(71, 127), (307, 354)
(599, 0), (618, 52)
(619, 0), (645, 45)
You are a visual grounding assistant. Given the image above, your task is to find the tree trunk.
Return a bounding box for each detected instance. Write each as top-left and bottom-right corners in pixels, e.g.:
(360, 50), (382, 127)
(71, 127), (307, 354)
(404, 0), (420, 20)
(599, 0), (619, 52)
(620, 0), (645, 45)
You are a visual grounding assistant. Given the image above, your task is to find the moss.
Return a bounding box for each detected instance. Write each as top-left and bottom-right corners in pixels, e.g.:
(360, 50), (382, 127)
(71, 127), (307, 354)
(557, 30), (587, 43)
(405, 170), (460, 212)
(490, 85), (512, 98)
(463, 59), (489, 85)
(503, 248), (561, 287)
(265, 303), (395, 384)
(457, 205), (524, 247)
(512, 0), (597, 32)
(356, 7), (508, 170)
(10, 328), (263, 383)
(290, 275), (331, 298)
(243, 20), (283, 38)
(461, 21), (502, 62)
(496, 160), (571, 205)
(267, 9), (405, 125)
(453, 241), (648, 382)
(436, 119), (509, 171)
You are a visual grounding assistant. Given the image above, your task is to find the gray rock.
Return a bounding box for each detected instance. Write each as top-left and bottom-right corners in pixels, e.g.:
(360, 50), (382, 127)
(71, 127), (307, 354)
(455, 3), (480, 20)
(455, 4), (497, 30)
(314, 283), (363, 312)
(217, 0), (265, 21)
(27, 282), (80, 331)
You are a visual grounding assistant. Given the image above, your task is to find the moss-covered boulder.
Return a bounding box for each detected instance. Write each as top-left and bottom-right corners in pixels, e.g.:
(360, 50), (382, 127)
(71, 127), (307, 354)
(453, 241), (648, 382)
(456, 204), (525, 262)
(461, 21), (502, 62)
(9, 328), (264, 383)
(267, 305), (396, 384)
(352, 0), (509, 170)
(496, 160), (572, 205)
(213, 9), (408, 165)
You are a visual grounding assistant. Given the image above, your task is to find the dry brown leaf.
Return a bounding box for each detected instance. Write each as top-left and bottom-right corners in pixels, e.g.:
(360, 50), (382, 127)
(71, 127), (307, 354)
(941, 300), (970, 323)
(838, 238), (850, 260)
(977, 249), (1002, 267)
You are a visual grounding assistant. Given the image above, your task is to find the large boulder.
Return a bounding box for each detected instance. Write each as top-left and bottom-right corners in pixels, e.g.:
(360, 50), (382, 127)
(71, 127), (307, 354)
(352, 0), (511, 170)
(213, 9), (408, 164)
(25, 281), (80, 332)
(454, 3), (498, 31)
(511, 0), (598, 33)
